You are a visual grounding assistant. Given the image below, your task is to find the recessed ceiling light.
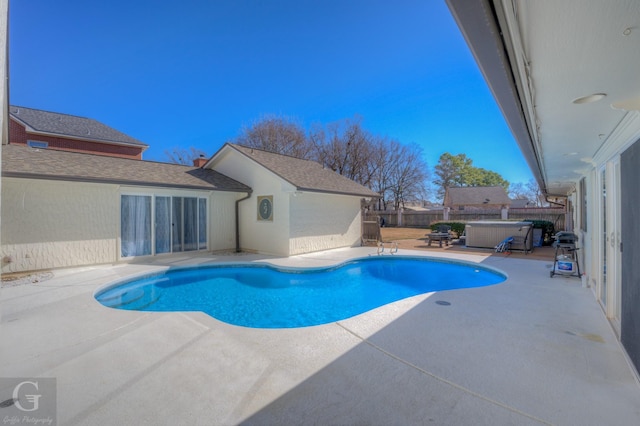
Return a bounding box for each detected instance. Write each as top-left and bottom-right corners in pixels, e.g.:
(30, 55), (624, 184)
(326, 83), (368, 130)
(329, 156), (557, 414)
(623, 27), (632, 36)
(572, 93), (607, 104)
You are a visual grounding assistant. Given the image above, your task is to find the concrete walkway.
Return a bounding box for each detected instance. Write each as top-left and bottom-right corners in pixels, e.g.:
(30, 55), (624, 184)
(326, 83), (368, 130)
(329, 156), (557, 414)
(1, 248), (639, 425)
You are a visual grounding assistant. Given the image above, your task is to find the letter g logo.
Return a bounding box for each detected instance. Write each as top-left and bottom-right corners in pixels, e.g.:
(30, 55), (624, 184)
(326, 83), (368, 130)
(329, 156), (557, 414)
(12, 380), (41, 412)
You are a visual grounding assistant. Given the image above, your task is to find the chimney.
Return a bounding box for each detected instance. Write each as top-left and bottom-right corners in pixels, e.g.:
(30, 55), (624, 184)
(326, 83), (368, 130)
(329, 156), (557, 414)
(193, 155), (207, 168)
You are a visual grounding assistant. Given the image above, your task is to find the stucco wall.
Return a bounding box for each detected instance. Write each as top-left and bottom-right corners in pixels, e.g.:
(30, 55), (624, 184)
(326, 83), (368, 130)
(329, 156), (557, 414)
(209, 191), (245, 251)
(289, 192), (362, 255)
(1, 178), (245, 272)
(1, 178), (119, 273)
(210, 149), (291, 256)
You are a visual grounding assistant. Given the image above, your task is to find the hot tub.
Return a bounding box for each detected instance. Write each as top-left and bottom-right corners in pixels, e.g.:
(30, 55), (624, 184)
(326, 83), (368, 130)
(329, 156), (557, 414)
(464, 220), (533, 252)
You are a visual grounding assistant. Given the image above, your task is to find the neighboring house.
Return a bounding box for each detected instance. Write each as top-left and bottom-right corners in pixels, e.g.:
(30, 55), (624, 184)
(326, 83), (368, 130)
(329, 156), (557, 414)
(446, 1), (640, 375)
(509, 198), (533, 209)
(443, 186), (510, 211)
(9, 105), (148, 159)
(205, 143), (379, 256)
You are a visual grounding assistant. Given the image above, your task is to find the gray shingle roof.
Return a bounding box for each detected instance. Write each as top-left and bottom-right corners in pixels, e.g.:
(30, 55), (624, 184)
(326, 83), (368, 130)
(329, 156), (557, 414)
(225, 144), (379, 198)
(9, 105), (148, 148)
(2, 144), (251, 192)
(444, 186), (511, 206)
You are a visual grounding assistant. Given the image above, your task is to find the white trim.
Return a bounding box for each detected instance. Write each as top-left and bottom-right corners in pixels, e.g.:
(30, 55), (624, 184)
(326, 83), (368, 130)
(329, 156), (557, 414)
(593, 111), (640, 165)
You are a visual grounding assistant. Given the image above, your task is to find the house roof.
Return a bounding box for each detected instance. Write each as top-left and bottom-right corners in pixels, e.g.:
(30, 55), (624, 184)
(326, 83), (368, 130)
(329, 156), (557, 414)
(211, 143), (380, 198)
(444, 186), (511, 206)
(9, 105), (148, 149)
(2, 144), (251, 192)
(510, 198), (532, 208)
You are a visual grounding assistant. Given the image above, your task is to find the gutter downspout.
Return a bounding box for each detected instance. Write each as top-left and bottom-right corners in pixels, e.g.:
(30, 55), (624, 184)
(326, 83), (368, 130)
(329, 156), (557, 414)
(235, 192), (252, 253)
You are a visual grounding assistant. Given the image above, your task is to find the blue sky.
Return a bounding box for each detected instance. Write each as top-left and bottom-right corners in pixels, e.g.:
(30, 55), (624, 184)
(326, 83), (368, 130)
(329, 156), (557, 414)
(9, 0), (533, 185)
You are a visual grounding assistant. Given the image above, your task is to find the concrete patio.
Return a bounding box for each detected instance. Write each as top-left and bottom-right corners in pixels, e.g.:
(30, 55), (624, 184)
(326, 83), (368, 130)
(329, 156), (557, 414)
(2, 247), (639, 425)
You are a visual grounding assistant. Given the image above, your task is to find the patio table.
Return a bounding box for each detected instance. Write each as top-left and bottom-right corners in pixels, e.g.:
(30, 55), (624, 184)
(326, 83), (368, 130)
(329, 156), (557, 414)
(426, 232), (450, 247)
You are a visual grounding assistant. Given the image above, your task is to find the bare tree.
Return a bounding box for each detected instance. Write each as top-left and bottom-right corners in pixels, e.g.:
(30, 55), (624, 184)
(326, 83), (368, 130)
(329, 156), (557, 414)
(233, 114), (313, 159)
(226, 114), (430, 211)
(165, 146), (207, 165)
(509, 181), (528, 200)
(526, 178), (546, 207)
(386, 141), (429, 210)
(311, 116), (374, 186)
(368, 136), (393, 210)
(509, 178), (547, 206)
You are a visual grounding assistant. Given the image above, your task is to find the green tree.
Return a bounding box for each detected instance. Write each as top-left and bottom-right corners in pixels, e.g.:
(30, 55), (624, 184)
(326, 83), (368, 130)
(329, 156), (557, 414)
(433, 153), (472, 199)
(467, 167), (509, 189)
(433, 152), (509, 201)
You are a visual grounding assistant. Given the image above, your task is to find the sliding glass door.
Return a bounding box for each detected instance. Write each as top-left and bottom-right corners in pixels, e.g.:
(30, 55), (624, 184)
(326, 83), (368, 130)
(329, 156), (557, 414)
(155, 197), (172, 254)
(172, 197), (183, 253)
(183, 197), (198, 251)
(121, 194), (208, 258)
(172, 197), (202, 252)
(199, 199), (207, 250)
(121, 195), (152, 257)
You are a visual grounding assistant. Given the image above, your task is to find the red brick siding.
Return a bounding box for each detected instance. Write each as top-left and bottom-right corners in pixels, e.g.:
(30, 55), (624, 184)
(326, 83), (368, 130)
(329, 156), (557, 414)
(9, 118), (144, 160)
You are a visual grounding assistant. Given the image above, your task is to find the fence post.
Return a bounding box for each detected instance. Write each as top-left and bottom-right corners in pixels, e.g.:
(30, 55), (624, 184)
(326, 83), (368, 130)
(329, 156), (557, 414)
(397, 209), (403, 227)
(444, 207), (450, 221)
(501, 206), (509, 220)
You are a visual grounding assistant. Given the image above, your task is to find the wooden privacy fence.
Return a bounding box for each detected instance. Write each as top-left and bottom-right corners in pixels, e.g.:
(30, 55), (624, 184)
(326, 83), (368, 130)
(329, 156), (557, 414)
(361, 212), (382, 244)
(368, 207), (566, 231)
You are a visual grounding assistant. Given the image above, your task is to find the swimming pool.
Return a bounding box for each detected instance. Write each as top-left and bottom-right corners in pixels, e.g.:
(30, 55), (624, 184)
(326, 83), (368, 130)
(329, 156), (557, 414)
(95, 256), (506, 328)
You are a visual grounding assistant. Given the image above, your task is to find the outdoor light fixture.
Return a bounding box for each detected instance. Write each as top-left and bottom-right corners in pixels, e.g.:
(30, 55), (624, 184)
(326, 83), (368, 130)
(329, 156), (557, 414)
(572, 93), (607, 104)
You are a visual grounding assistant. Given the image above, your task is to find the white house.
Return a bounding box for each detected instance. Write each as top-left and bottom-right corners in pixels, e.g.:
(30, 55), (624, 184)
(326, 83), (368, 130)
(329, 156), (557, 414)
(446, 0), (640, 376)
(1, 142), (378, 273)
(0, 144), (251, 272)
(205, 143), (379, 256)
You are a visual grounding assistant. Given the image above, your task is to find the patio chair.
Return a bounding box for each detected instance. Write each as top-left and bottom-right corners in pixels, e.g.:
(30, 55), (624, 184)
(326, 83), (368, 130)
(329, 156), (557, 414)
(495, 236), (514, 253)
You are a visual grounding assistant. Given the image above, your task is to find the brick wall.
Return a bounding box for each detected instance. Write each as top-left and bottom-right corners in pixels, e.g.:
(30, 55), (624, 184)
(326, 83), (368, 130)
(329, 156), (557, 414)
(9, 118), (144, 159)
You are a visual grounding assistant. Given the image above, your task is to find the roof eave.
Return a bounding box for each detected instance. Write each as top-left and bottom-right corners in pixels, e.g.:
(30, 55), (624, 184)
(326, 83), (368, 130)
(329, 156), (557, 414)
(1, 171), (250, 192)
(445, 0), (548, 195)
(296, 187), (381, 199)
(10, 116), (149, 150)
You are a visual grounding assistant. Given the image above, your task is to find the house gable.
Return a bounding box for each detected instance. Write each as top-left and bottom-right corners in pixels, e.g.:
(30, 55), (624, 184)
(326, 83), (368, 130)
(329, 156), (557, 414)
(208, 143), (379, 199)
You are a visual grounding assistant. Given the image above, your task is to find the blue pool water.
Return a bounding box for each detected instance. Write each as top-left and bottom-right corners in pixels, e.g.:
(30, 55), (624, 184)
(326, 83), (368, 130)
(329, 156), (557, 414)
(95, 257), (506, 328)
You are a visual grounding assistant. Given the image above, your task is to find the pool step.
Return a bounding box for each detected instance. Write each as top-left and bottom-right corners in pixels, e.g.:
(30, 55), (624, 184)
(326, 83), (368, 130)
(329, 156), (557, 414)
(99, 287), (146, 308)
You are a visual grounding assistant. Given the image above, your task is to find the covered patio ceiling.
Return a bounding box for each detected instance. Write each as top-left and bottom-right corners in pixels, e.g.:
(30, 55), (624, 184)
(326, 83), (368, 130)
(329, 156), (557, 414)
(446, 0), (640, 197)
